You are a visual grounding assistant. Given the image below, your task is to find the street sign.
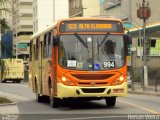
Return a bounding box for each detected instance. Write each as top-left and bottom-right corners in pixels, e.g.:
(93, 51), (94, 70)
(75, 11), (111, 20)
(18, 43), (28, 49)
(131, 47), (136, 52)
(127, 44), (131, 56)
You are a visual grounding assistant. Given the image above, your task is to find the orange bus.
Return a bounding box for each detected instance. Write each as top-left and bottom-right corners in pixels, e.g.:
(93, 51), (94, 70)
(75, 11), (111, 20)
(29, 17), (131, 108)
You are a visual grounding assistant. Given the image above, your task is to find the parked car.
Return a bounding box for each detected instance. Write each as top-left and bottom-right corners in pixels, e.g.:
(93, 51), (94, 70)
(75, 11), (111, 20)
(127, 72), (132, 88)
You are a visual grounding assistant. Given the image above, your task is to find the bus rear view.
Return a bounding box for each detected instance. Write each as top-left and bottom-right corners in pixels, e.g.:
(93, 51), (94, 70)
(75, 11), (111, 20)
(1, 59), (24, 83)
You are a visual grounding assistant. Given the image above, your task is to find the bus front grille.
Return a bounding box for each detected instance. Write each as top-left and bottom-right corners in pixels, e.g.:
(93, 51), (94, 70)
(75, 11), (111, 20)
(78, 82), (108, 86)
(81, 88), (105, 93)
(71, 74), (114, 80)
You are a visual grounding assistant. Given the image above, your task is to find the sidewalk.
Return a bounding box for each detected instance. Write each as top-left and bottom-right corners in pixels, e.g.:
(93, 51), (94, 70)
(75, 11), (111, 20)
(0, 91), (20, 114)
(128, 82), (160, 97)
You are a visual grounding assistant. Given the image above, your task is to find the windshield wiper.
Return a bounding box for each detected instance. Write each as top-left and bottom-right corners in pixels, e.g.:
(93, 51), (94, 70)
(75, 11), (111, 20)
(74, 33), (88, 48)
(98, 32), (110, 47)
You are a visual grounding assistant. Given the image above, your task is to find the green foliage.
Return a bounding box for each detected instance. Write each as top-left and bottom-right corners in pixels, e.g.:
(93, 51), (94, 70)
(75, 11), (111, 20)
(0, 18), (11, 33)
(0, 0), (11, 33)
(1, 41), (13, 57)
(0, 0), (11, 78)
(0, 59), (5, 79)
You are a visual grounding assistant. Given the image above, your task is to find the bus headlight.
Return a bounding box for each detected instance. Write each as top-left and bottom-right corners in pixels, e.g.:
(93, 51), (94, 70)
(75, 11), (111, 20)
(60, 76), (75, 86)
(119, 76), (124, 82)
(111, 76), (125, 85)
(62, 76), (67, 82)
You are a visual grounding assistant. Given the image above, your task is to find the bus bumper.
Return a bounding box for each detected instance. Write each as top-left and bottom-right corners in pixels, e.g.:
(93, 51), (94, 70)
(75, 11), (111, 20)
(4, 77), (23, 80)
(57, 82), (127, 98)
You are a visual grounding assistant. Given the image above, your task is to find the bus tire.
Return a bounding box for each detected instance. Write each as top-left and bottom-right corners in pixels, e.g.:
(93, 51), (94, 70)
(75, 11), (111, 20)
(17, 81), (21, 83)
(35, 82), (43, 103)
(49, 85), (59, 108)
(105, 97), (116, 107)
(2, 80), (6, 83)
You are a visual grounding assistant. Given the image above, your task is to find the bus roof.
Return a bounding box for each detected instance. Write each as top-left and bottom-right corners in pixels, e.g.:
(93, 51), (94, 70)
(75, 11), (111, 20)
(31, 21), (58, 40)
(31, 17), (123, 40)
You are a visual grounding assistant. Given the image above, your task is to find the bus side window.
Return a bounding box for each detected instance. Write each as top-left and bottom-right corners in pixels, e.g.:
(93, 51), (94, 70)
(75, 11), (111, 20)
(33, 45), (36, 60)
(43, 32), (52, 58)
(43, 34), (48, 58)
(29, 41), (33, 61)
(35, 38), (40, 60)
(48, 32), (52, 57)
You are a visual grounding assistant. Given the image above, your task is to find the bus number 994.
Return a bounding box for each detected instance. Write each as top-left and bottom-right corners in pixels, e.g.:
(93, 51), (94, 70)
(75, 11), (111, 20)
(103, 61), (115, 68)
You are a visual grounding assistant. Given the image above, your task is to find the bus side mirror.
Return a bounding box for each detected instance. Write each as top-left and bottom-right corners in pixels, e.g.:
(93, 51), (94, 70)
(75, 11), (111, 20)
(53, 36), (59, 46)
(124, 34), (132, 44)
(124, 34), (132, 56)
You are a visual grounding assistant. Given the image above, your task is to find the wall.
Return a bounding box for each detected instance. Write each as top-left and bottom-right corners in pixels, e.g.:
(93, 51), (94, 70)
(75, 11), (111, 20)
(33, 0), (69, 33)
(82, 0), (100, 17)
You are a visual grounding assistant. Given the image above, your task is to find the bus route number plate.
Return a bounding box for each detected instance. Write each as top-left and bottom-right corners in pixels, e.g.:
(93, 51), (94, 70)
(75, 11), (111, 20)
(103, 61), (115, 68)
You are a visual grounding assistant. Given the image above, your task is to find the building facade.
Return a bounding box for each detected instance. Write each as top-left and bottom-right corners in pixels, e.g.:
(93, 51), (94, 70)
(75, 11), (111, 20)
(69, 0), (83, 17)
(33, 0), (53, 33)
(69, 0), (100, 17)
(12, 0), (33, 62)
(100, 0), (160, 83)
(33, 0), (69, 33)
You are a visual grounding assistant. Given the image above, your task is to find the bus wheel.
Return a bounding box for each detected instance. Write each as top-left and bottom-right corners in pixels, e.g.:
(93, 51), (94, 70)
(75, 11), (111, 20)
(35, 82), (43, 102)
(2, 80), (6, 83)
(105, 97), (116, 107)
(17, 81), (21, 83)
(49, 86), (59, 108)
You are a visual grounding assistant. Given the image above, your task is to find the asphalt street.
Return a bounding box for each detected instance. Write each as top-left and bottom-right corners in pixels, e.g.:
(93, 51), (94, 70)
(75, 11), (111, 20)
(0, 81), (160, 120)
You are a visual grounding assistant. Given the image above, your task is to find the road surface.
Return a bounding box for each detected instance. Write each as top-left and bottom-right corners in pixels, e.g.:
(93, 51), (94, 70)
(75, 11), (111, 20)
(0, 82), (159, 120)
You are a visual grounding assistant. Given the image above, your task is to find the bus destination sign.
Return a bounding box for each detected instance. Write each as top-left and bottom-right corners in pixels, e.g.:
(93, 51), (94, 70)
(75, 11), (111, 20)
(60, 20), (123, 32)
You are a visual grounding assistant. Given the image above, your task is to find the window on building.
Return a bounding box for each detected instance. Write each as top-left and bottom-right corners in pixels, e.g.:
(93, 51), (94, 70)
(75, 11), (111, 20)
(138, 38), (143, 46)
(20, 2), (32, 5)
(76, 0), (80, 8)
(21, 25), (33, 29)
(72, 0), (76, 9)
(151, 39), (156, 47)
(21, 14), (33, 17)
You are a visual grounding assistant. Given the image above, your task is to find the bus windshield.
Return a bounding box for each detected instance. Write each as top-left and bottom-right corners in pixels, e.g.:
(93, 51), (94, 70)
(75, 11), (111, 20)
(59, 34), (125, 70)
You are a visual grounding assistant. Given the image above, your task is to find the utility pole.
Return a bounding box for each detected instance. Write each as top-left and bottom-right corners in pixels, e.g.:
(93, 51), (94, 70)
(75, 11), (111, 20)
(15, 20), (18, 59)
(137, 0), (151, 89)
(0, 18), (1, 58)
(128, 0), (132, 22)
(53, 0), (55, 22)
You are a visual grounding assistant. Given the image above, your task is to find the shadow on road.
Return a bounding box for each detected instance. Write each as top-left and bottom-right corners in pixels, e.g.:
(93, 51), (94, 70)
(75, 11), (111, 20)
(17, 98), (120, 114)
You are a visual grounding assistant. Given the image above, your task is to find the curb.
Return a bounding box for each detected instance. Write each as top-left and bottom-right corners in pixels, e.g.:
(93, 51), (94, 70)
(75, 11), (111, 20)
(128, 91), (160, 97)
(0, 102), (17, 106)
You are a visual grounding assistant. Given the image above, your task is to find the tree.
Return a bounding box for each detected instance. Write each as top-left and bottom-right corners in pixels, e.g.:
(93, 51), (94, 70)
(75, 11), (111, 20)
(0, 0), (10, 15)
(0, 0), (11, 80)
(0, 0), (10, 33)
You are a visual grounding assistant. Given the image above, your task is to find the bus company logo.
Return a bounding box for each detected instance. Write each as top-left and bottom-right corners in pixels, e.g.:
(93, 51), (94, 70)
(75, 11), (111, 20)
(90, 82), (96, 86)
